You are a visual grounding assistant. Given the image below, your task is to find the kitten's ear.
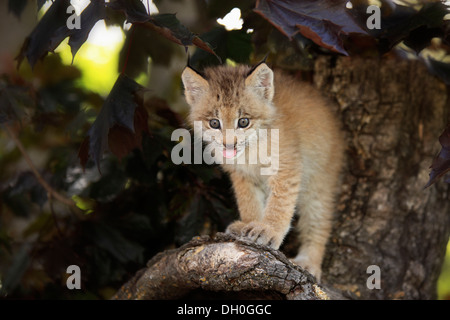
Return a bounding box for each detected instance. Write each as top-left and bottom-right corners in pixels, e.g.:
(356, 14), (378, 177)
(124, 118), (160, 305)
(181, 67), (209, 105)
(245, 62), (274, 102)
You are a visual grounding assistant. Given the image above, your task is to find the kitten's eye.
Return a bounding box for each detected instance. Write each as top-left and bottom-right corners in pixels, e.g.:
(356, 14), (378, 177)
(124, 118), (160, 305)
(209, 119), (221, 129)
(238, 118), (250, 128)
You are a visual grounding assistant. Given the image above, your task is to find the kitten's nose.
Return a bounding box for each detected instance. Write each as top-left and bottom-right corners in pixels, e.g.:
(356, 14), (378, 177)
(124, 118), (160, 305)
(223, 143), (236, 150)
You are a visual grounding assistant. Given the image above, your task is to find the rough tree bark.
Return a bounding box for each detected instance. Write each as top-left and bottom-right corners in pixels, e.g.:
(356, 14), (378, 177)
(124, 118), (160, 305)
(315, 56), (450, 299)
(113, 56), (450, 300)
(112, 233), (339, 300)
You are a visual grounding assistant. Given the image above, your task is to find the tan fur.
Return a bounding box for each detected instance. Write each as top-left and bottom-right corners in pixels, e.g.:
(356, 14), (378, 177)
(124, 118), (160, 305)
(181, 63), (345, 281)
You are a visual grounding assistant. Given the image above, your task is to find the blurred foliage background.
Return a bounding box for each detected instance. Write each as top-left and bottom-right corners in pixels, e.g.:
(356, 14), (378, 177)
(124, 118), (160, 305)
(0, 0), (449, 299)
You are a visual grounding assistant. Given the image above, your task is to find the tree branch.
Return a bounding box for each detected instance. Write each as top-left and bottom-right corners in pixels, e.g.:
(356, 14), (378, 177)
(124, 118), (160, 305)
(112, 233), (345, 300)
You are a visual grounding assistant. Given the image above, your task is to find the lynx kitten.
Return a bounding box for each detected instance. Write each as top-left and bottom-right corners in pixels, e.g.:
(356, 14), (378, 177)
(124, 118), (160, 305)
(181, 61), (344, 281)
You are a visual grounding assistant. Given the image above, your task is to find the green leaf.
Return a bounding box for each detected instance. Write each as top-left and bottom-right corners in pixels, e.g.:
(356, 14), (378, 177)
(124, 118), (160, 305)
(72, 195), (95, 214)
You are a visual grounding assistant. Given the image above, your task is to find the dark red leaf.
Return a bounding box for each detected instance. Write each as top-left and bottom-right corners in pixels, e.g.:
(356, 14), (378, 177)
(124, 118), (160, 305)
(17, 0), (106, 68)
(107, 0), (219, 61)
(108, 106), (149, 162)
(68, 0), (107, 61)
(50, 0), (106, 61)
(106, 0), (151, 23)
(16, 0), (71, 69)
(78, 74), (147, 170)
(78, 136), (90, 170)
(8, 0), (27, 19)
(254, 0), (367, 55)
(362, 2), (449, 53)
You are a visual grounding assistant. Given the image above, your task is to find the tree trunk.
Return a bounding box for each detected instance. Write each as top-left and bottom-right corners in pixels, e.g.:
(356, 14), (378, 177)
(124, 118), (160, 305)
(315, 56), (450, 299)
(113, 56), (450, 300)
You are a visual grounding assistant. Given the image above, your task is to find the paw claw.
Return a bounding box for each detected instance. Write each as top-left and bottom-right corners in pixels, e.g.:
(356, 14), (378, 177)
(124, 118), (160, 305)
(225, 221), (246, 236)
(227, 221), (282, 249)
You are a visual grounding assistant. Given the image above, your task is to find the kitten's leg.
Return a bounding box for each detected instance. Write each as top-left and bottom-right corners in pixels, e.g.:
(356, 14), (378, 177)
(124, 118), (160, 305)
(226, 171), (265, 235)
(292, 178), (337, 282)
(240, 169), (301, 249)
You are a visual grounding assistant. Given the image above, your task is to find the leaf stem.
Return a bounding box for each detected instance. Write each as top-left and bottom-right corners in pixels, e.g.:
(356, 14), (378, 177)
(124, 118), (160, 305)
(121, 25), (136, 75)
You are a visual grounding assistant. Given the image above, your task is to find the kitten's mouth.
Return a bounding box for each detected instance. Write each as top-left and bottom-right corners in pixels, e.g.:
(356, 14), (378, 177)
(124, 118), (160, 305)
(223, 148), (237, 159)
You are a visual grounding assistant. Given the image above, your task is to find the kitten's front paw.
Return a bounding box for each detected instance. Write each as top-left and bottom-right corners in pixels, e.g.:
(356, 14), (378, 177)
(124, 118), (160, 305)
(225, 221), (247, 236)
(226, 221), (283, 249)
(241, 221), (282, 249)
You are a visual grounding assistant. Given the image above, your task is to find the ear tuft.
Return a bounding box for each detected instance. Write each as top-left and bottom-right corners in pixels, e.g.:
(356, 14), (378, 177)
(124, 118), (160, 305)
(181, 67), (209, 105)
(245, 63), (274, 101)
